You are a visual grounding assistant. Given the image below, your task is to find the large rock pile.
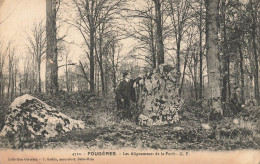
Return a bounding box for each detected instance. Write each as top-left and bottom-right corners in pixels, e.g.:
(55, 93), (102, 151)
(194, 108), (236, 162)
(136, 64), (182, 126)
(0, 94), (85, 142)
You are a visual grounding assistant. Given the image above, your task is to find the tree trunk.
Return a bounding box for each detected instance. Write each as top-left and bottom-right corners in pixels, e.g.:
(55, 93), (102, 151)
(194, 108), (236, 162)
(19, 75), (22, 96)
(150, 16), (156, 68)
(46, 0), (58, 94)
(199, 0), (203, 99)
(238, 43), (245, 104)
(65, 54), (69, 92)
(98, 26), (105, 95)
(0, 56), (2, 100)
(38, 61), (41, 93)
(100, 65), (105, 95)
(14, 67), (17, 98)
(11, 71), (14, 102)
(179, 52), (189, 96)
(176, 36), (181, 76)
(221, 0), (229, 102)
(104, 57), (108, 94)
(153, 0), (164, 65)
(112, 43), (117, 91)
(0, 69), (2, 100)
(32, 59), (36, 92)
(89, 27), (95, 92)
(8, 49), (11, 100)
(96, 69), (99, 95)
(194, 53), (198, 100)
(250, 1), (259, 105)
(206, 0), (223, 114)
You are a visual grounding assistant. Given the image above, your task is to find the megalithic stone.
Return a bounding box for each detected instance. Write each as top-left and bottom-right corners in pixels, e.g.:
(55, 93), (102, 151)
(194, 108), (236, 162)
(135, 64), (182, 126)
(0, 94), (85, 146)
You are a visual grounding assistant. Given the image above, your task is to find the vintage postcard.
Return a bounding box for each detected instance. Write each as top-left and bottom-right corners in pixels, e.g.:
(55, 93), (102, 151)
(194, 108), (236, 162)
(0, 0), (259, 163)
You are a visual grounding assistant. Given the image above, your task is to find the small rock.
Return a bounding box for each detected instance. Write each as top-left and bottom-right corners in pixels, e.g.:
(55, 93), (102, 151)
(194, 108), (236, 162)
(173, 127), (183, 131)
(233, 118), (239, 125)
(201, 123), (211, 130)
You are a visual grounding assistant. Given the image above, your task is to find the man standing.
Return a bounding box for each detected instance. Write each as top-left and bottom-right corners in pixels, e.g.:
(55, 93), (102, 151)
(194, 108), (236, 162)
(231, 86), (243, 114)
(115, 71), (136, 120)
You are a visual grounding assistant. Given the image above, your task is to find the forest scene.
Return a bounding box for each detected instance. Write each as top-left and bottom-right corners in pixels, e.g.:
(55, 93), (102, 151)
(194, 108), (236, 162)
(0, 0), (260, 151)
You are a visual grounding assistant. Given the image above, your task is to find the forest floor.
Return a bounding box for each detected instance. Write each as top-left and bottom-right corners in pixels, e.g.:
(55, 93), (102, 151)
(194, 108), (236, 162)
(0, 91), (259, 150)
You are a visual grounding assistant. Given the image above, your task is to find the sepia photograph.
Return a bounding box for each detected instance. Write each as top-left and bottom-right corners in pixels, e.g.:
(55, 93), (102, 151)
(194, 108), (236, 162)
(0, 0), (260, 163)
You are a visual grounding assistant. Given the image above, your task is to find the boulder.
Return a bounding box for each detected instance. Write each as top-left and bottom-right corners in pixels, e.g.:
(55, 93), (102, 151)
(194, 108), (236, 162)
(0, 94), (85, 141)
(136, 64), (182, 126)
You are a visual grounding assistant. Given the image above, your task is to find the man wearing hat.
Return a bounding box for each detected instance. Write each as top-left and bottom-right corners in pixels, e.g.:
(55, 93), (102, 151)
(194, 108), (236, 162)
(115, 70), (136, 120)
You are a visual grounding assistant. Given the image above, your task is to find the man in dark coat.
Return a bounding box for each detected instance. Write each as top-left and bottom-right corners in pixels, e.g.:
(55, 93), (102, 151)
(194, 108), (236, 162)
(231, 86), (243, 114)
(115, 71), (136, 120)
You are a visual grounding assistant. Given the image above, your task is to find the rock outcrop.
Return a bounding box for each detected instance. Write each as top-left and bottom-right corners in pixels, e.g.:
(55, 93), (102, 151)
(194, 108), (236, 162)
(136, 64), (182, 126)
(0, 94), (85, 141)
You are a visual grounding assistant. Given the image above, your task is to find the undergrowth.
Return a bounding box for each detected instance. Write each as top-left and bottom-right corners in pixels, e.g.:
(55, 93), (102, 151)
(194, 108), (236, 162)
(0, 93), (259, 150)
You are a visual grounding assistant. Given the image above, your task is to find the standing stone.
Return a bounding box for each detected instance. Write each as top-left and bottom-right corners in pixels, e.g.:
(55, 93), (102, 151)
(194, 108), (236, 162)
(136, 64), (182, 125)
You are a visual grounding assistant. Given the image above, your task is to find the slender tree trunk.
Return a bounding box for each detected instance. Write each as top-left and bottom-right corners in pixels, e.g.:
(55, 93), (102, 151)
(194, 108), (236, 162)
(104, 57), (108, 94)
(1, 78), (4, 98)
(95, 69), (99, 95)
(32, 59), (36, 92)
(0, 69), (2, 100)
(176, 35), (181, 75)
(221, 0), (229, 102)
(19, 75), (22, 95)
(98, 28), (105, 95)
(150, 16), (156, 68)
(179, 52), (189, 96)
(0, 56), (2, 100)
(65, 54), (69, 92)
(250, 1), (259, 105)
(38, 61), (41, 93)
(14, 67), (17, 98)
(100, 65), (105, 95)
(199, 0), (203, 99)
(238, 43), (245, 104)
(89, 27), (95, 92)
(194, 53), (198, 100)
(11, 71), (14, 102)
(235, 60), (240, 86)
(1, 83), (4, 98)
(227, 58), (231, 98)
(206, 0), (223, 114)
(8, 49), (11, 100)
(112, 43), (117, 91)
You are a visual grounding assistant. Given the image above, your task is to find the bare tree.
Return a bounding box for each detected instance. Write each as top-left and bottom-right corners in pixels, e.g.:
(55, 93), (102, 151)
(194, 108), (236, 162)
(69, 0), (126, 93)
(122, 0), (157, 68)
(6, 43), (17, 102)
(108, 38), (123, 90)
(167, 0), (193, 75)
(26, 20), (46, 93)
(0, 41), (9, 99)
